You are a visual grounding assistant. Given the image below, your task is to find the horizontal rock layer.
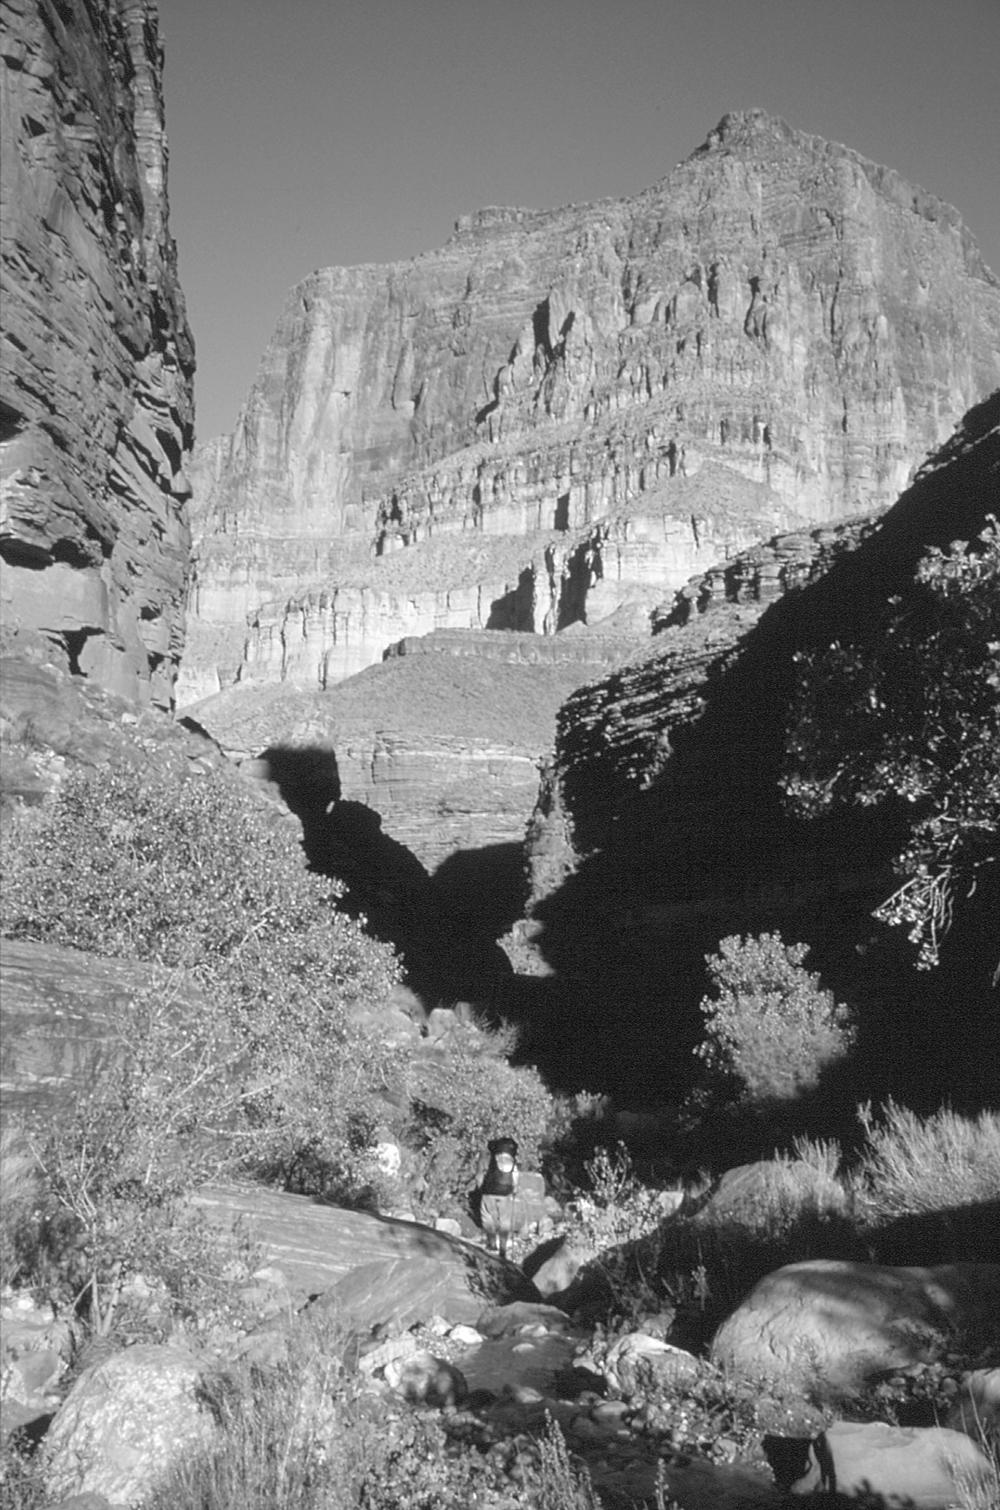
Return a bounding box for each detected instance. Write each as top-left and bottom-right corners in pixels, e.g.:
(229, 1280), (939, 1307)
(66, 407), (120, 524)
(180, 462), (793, 704)
(0, 0), (194, 707)
(188, 628), (639, 878)
(183, 109), (1000, 700)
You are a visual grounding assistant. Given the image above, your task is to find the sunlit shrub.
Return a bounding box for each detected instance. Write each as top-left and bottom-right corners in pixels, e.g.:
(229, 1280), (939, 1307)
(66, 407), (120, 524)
(1, 762), (405, 1203)
(697, 933), (854, 1104)
(0, 762), (400, 1028)
(854, 1100), (1000, 1222)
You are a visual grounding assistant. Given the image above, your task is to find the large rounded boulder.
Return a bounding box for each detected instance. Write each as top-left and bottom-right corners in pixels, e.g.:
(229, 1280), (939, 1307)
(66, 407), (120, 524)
(711, 1260), (1000, 1398)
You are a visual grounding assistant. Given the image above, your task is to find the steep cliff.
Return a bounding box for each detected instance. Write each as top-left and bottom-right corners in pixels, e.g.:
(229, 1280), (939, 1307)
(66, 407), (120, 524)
(182, 110), (1000, 702)
(1, 0), (194, 707)
(513, 395), (1000, 1101)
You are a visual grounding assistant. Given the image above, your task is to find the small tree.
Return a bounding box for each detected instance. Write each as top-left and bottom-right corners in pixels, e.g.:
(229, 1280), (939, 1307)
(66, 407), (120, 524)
(782, 522), (1000, 970)
(697, 932), (854, 1104)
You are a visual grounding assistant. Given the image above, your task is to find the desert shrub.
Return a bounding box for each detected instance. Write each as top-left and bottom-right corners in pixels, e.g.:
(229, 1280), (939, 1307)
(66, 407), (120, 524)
(0, 761), (400, 1024)
(0, 1433), (46, 1510)
(1, 762), (407, 1203)
(563, 1141), (858, 1341)
(11, 978), (268, 1339)
(568, 1142), (673, 1250)
(696, 933), (855, 1104)
(854, 1101), (1000, 1222)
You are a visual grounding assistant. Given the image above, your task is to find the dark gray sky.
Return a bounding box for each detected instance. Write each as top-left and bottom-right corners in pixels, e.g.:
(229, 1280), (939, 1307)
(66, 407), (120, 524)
(158, 0), (1000, 442)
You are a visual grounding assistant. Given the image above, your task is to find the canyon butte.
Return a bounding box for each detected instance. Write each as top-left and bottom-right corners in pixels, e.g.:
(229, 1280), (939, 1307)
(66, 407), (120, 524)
(2, 2), (998, 1103)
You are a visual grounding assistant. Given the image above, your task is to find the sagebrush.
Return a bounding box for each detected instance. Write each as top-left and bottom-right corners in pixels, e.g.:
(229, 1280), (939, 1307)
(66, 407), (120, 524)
(697, 932), (855, 1104)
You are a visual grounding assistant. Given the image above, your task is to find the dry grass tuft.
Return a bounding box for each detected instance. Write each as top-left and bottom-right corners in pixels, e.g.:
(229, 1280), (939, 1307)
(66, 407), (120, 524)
(853, 1101), (1000, 1222)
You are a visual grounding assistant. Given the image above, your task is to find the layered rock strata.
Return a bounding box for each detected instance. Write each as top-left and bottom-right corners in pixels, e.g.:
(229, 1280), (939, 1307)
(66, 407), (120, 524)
(1, 0), (194, 707)
(187, 628), (639, 878)
(183, 110), (1000, 700)
(181, 462), (792, 703)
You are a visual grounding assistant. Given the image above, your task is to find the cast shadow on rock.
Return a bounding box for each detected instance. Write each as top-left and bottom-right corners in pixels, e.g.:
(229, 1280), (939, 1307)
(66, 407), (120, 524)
(431, 841), (528, 942)
(256, 745), (512, 1012)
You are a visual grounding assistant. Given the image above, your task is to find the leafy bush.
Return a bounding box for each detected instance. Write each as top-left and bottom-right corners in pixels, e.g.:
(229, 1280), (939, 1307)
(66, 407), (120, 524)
(783, 522), (1000, 969)
(696, 933), (854, 1104)
(0, 762), (401, 1029)
(0, 1123), (45, 1291)
(1, 762), (407, 1205)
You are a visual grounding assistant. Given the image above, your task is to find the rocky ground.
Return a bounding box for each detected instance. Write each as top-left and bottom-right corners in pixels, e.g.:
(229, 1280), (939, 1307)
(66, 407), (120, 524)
(3, 1178), (997, 1509)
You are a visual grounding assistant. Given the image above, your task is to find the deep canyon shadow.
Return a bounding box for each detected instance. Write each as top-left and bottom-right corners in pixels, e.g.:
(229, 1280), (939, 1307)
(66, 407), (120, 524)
(506, 398), (1000, 1112)
(431, 842), (527, 942)
(257, 746), (512, 1010)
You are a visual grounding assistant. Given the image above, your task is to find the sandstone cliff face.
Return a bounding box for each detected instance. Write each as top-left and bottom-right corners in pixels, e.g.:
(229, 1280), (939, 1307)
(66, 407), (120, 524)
(182, 110), (1000, 702)
(1, 0), (194, 707)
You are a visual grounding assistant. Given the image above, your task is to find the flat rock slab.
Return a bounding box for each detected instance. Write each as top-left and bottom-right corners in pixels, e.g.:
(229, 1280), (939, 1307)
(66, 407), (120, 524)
(786, 1421), (996, 1507)
(313, 1255), (490, 1331)
(190, 1183), (540, 1318)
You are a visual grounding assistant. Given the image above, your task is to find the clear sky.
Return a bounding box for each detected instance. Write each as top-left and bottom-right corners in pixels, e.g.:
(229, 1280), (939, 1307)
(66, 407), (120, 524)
(157, 0), (1000, 443)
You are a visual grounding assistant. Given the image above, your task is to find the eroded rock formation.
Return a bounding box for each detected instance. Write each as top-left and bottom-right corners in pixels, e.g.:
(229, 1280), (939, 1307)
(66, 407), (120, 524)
(182, 110), (1000, 701)
(1, 0), (194, 707)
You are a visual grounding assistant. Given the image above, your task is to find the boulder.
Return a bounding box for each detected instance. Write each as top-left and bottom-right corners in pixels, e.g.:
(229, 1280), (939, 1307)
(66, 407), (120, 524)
(523, 1235), (590, 1298)
(944, 1367), (1000, 1442)
(603, 1334), (700, 1394)
(0, 1296), (72, 1436)
(357, 1333), (421, 1378)
(0, 938), (207, 1121)
(592, 1454), (782, 1508)
(515, 1171), (549, 1234)
(711, 1260), (1000, 1398)
(385, 1350), (467, 1408)
(311, 1254), (491, 1333)
(687, 1159), (847, 1225)
(190, 1182), (538, 1313)
(42, 1345), (215, 1507)
(780, 1420), (995, 1507)
(45, 1496), (117, 1510)
(476, 1303), (575, 1340)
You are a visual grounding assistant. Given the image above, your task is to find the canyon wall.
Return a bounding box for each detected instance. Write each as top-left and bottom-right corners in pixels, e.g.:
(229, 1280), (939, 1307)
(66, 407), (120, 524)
(1, 0), (194, 708)
(182, 110), (1000, 702)
(509, 395), (1000, 1098)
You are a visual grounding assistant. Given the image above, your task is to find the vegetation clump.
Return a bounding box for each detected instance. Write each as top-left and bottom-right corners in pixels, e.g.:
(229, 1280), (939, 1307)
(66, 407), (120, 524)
(696, 932), (855, 1105)
(784, 522), (1000, 970)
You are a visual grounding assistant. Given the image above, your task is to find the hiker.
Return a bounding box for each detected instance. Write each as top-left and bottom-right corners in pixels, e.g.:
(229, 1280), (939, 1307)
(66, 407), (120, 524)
(476, 1136), (520, 1258)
